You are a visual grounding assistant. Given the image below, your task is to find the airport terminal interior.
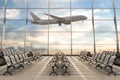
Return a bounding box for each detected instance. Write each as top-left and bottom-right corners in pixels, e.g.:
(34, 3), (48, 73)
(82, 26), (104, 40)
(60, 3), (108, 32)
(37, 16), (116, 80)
(0, 0), (120, 80)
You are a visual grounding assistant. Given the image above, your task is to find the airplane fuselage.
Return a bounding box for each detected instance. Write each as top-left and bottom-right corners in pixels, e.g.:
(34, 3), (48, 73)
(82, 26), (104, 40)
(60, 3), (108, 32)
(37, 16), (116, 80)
(31, 15), (87, 25)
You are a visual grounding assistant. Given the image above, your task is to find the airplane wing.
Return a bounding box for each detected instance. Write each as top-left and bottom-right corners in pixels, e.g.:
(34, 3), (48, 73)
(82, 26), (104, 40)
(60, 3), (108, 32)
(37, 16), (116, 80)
(44, 13), (64, 20)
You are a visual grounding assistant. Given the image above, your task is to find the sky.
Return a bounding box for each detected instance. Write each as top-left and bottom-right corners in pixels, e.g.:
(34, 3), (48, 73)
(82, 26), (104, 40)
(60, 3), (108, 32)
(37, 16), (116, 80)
(0, 0), (120, 54)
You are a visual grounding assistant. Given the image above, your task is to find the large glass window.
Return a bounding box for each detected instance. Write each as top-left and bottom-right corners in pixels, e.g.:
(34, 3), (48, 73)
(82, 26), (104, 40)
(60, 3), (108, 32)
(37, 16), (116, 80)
(0, 0), (120, 55)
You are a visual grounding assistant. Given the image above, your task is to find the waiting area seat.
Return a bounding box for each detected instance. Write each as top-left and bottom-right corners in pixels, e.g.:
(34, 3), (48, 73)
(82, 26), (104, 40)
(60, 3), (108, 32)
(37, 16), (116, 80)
(78, 50), (117, 76)
(49, 51), (70, 76)
(0, 49), (43, 75)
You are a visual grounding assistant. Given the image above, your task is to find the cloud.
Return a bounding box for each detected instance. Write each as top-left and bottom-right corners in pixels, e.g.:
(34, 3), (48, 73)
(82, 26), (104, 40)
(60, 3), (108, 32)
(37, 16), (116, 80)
(6, 9), (20, 19)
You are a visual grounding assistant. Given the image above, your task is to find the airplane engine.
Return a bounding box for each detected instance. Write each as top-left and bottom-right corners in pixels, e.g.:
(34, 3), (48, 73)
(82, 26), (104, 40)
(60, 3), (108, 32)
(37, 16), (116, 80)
(63, 22), (71, 25)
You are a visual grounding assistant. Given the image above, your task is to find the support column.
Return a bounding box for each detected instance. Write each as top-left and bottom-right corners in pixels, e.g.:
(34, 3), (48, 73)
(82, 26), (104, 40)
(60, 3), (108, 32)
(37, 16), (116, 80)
(112, 0), (119, 53)
(48, 0), (50, 55)
(92, 0), (96, 53)
(70, 0), (72, 55)
(1, 0), (7, 50)
(24, 0), (28, 53)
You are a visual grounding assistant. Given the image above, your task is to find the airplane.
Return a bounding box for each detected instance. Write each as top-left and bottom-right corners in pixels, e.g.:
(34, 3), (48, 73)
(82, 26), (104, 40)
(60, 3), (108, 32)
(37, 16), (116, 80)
(30, 12), (87, 26)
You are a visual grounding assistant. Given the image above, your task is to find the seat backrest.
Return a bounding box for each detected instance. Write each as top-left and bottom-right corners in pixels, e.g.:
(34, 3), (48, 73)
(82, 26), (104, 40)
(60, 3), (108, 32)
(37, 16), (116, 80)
(4, 56), (11, 66)
(103, 55), (111, 65)
(96, 54), (102, 61)
(108, 56), (116, 66)
(93, 53), (99, 60)
(3, 51), (7, 56)
(17, 54), (23, 61)
(14, 54), (20, 63)
(99, 54), (106, 63)
(9, 55), (16, 64)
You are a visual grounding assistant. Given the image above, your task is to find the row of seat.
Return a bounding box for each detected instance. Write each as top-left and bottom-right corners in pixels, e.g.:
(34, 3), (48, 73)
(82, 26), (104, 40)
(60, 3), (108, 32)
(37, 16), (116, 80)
(32, 50), (42, 60)
(87, 51), (117, 75)
(78, 50), (91, 61)
(2, 49), (42, 75)
(49, 51), (70, 76)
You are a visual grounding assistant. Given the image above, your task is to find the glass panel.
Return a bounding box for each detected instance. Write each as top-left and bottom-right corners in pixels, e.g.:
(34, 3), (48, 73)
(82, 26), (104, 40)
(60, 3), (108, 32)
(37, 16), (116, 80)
(0, 0), (4, 8)
(27, 32), (48, 45)
(6, 21), (25, 32)
(28, 9), (48, 31)
(72, 21), (92, 31)
(0, 32), (1, 45)
(116, 0), (120, 8)
(72, 32), (93, 44)
(72, 0), (91, 8)
(50, 0), (70, 8)
(49, 32), (71, 44)
(95, 32), (116, 45)
(118, 21), (120, 31)
(116, 9), (120, 20)
(72, 9), (92, 19)
(28, 0), (48, 8)
(95, 21), (115, 32)
(96, 45), (116, 53)
(29, 45), (48, 55)
(49, 45), (71, 55)
(0, 9), (4, 20)
(72, 45), (94, 55)
(72, 9), (92, 31)
(118, 31), (120, 51)
(4, 31), (24, 45)
(93, 0), (113, 8)
(4, 44), (24, 50)
(94, 9), (114, 20)
(0, 21), (2, 48)
(49, 9), (70, 31)
(6, 9), (26, 20)
(0, 21), (3, 31)
(7, 0), (26, 8)
(28, 9), (48, 20)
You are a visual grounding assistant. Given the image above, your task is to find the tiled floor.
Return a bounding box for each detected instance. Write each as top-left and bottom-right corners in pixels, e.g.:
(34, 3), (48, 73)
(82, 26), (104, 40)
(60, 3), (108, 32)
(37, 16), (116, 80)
(0, 56), (120, 80)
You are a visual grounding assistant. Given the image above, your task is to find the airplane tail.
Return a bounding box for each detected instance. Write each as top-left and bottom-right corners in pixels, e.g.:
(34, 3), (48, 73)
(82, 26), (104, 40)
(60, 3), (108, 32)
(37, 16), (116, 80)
(30, 12), (41, 21)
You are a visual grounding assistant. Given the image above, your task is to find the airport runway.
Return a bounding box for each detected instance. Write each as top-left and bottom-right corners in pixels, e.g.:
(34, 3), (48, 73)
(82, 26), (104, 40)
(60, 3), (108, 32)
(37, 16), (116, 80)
(0, 56), (119, 80)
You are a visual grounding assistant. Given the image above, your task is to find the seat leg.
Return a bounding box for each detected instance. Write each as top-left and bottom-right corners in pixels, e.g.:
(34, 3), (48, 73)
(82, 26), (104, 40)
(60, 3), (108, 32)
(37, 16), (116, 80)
(107, 66), (116, 76)
(3, 66), (12, 76)
(49, 66), (58, 76)
(62, 66), (70, 76)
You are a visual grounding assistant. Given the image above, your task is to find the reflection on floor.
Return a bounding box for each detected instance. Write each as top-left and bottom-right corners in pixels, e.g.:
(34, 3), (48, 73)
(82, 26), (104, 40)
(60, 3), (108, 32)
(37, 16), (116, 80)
(0, 56), (120, 80)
